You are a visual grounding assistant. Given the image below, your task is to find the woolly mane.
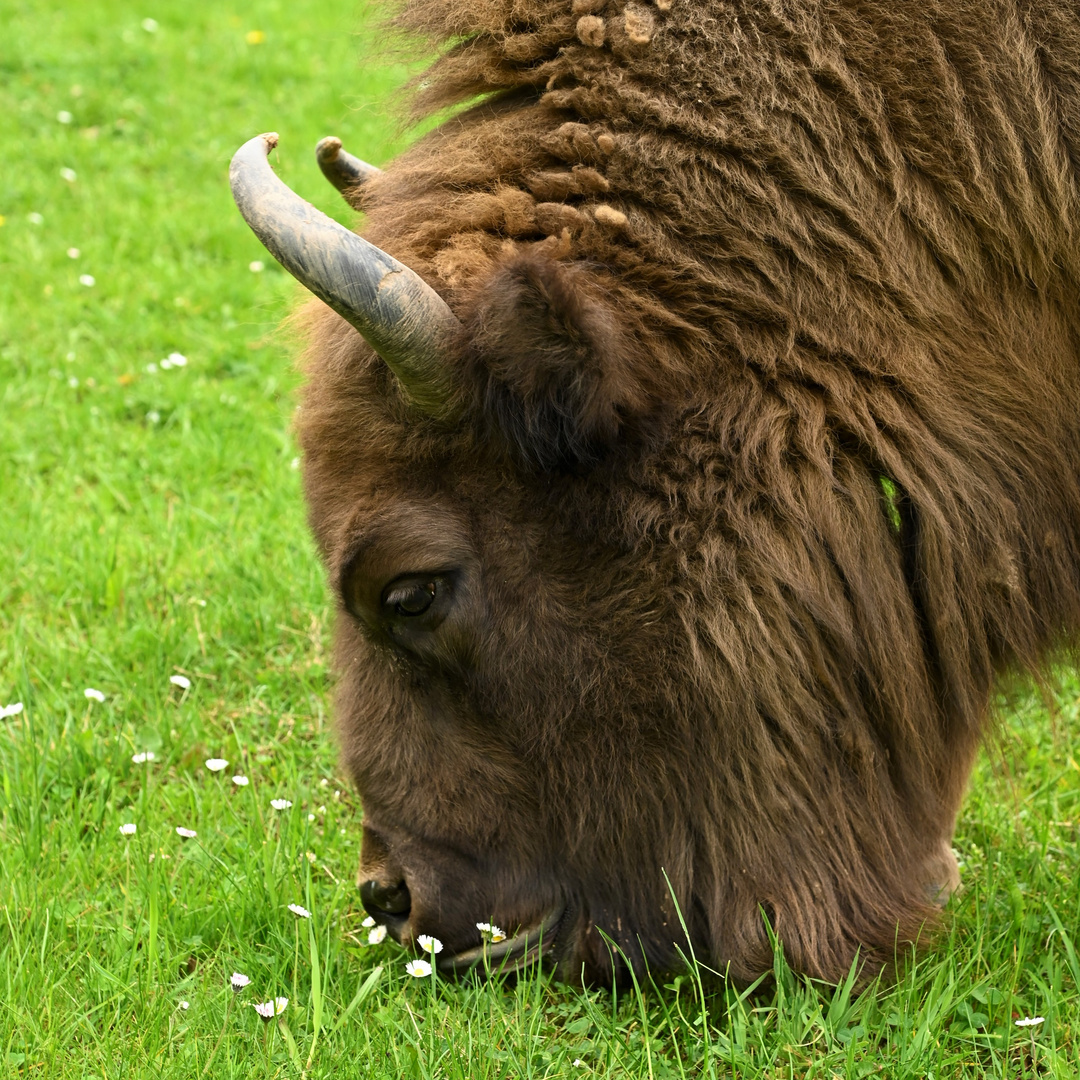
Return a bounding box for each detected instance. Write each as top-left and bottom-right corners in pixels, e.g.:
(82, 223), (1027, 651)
(297, 0), (1080, 981)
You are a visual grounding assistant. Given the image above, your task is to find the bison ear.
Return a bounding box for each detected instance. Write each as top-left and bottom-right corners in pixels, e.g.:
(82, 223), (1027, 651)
(460, 249), (663, 468)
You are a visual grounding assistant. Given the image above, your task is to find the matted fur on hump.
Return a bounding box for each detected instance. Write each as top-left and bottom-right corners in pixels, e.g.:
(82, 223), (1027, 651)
(361, 0), (809, 304)
(358, 0), (1080, 415)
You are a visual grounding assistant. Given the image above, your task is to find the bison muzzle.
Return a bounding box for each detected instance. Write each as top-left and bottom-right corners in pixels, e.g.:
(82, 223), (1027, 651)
(231, 0), (1080, 984)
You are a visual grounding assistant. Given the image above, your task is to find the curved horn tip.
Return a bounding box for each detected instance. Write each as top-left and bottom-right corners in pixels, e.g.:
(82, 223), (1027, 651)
(315, 135), (382, 193)
(316, 135), (342, 163)
(257, 131), (279, 153)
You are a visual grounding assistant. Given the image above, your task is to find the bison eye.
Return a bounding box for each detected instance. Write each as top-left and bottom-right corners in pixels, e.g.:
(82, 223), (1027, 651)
(344, 564), (462, 645)
(382, 577), (439, 618)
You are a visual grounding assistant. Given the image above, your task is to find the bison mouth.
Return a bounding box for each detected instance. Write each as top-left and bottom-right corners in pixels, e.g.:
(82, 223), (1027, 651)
(434, 903), (572, 977)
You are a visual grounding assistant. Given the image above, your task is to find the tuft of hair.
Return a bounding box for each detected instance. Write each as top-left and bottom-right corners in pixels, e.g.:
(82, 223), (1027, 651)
(622, 4), (655, 44)
(592, 205), (628, 228)
(576, 15), (606, 47)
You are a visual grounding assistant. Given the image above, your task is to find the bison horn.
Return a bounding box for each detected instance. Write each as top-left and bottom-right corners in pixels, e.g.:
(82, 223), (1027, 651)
(315, 136), (381, 194)
(229, 132), (459, 416)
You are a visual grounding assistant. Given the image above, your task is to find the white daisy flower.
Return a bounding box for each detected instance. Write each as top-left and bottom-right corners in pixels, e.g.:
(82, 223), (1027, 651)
(0, 702), (24, 719)
(417, 935), (443, 955)
(28, 212), (44, 225)
(60, 167), (77, 182)
(84, 687), (105, 702)
(119, 823), (137, 836)
(142, 18), (158, 32)
(490, 925), (507, 943)
(177, 1000), (190, 1010)
(361, 916), (376, 928)
(57, 110), (73, 124)
(67, 247), (80, 258)
(249, 260), (264, 273)
(79, 274), (95, 287)
(146, 362), (158, 373)
(68, 377), (79, 389)
(146, 410), (161, 424)
(131, 750), (156, 764)
(252, 997), (288, 1020)
(175, 827), (197, 839)
(367, 925), (387, 945)
(169, 674), (191, 689)
(270, 799), (292, 811)
(288, 904), (311, 919)
(1015, 1016), (1045, 1028)
(230, 972), (251, 992)
(405, 959), (432, 978)
(475, 922), (491, 934)
(573, 1061), (585, 1068)
(205, 758), (228, 772)
(167, 352), (187, 367)
(231, 775), (249, 786)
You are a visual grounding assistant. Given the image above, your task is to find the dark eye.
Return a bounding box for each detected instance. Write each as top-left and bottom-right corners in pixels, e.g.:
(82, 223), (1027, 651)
(381, 577), (438, 618)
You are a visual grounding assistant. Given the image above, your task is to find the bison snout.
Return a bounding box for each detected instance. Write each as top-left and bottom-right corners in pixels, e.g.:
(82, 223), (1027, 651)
(359, 876), (413, 926)
(358, 824), (413, 937)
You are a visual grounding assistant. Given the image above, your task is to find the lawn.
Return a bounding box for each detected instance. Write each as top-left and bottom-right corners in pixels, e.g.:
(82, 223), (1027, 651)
(1, 1), (1079, 1076)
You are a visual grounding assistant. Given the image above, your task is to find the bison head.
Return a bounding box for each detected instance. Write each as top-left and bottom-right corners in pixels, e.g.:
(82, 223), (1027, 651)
(232, 133), (971, 985)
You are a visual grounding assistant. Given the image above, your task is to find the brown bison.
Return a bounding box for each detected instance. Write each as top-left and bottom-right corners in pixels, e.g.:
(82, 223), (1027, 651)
(231, 0), (1080, 984)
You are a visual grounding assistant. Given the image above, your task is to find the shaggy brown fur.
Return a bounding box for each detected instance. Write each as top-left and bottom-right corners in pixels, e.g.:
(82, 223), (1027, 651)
(296, 0), (1080, 983)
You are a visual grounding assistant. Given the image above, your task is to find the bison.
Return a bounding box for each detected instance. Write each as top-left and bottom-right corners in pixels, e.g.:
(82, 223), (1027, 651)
(230, 0), (1080, 984)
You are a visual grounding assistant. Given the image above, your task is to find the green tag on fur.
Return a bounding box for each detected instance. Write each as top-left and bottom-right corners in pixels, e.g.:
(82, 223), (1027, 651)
(879, 475), (903, 535)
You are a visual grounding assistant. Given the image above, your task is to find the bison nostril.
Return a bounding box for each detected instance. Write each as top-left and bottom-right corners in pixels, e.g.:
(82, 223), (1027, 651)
(360, 877), (412, 919)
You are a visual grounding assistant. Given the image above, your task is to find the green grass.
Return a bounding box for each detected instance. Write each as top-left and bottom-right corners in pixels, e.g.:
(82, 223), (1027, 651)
(2, 1), (1080, 1075)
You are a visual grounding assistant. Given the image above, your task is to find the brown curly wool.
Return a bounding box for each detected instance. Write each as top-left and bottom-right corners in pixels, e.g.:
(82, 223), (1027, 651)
(297, 0), (1080, 984)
